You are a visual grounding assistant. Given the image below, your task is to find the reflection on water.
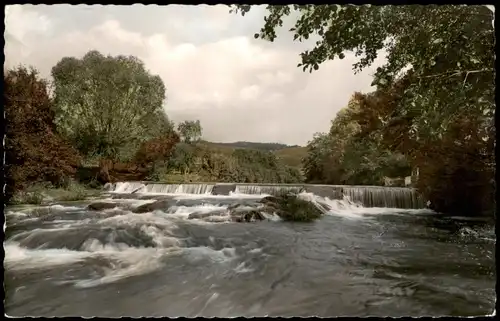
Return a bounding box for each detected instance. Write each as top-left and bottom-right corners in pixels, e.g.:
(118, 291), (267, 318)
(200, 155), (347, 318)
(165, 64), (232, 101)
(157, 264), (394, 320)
(4, 192), (496, 317)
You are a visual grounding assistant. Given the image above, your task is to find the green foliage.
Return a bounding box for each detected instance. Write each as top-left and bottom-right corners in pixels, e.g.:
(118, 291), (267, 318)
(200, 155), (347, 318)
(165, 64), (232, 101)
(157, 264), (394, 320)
(143, 141), (304, 184)
(233, 4), (494, 147)
(51, 50), (168, 161)
(302, 96), (411, 185)
(268, 192), (323, 222)
(230, 149), (303, 183)
(10, 188), (45, 205)
(234, 5), (495, 215)
(4, 66), (82, 203)
(145, 161), (169, 181)
(209, 141), (300, 151)
(8, 180), (93, 205)
(177, 120), (202, 144)
(167, 142), (199, 174)
(274, 146), (308, 169)
(56, 180), (90, 201)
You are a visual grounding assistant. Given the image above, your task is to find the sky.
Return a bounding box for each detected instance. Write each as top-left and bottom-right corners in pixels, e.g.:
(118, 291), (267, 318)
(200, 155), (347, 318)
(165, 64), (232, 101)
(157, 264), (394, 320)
(4, 4), (386, 146)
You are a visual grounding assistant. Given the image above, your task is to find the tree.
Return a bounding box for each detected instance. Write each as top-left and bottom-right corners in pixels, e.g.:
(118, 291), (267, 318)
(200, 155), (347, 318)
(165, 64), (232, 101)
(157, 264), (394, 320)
(302, 133), (335, 184)
(167, 142), (198, 175)
(177, 120), (202, 144)
(51, 50), (167, 161)
(232, 4), (494, 150)
(302, 93), (412, 186)
(134, 132), (180, 169)
(234, 5), (495, 215)
(4, 66), (82, 201)
(232, 5), (493, 124)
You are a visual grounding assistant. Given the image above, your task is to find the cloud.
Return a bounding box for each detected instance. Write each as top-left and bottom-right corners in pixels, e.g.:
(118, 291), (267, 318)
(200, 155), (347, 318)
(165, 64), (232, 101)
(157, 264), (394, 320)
(4, 4), (383, 145)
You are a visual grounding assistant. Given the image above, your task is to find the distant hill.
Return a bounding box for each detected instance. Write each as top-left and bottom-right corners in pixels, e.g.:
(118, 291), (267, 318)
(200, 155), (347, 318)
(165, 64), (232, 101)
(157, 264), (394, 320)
(200, 140), (307, 170)
(207, 141), (301, 151)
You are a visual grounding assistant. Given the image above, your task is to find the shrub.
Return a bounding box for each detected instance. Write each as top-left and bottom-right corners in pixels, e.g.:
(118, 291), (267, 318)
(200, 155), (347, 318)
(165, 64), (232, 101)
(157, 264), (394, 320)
(58, 180), (89, 201)
(4, 66), (81, 203)
(10, 190), (45, 205)
(266, 192), (323, 222)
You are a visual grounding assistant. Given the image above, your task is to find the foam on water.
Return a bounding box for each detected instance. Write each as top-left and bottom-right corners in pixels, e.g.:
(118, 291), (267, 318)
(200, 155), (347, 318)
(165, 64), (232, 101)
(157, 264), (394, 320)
(108, 182), (426, 210)
(100, 198), (157, 207)
(4, 242), (90, 269)
(234, 262), (254, 274)
(4, 186), (437, 291)
(183, 246), (237, 264)
(5, 182), (495, 316)
(6, 211), (29, 217)
(174, 192), (267, 200)
(4, 205), (241, 289)
(49, 205), (82, 211)
(234, 184), (303, 195)
(165, 204), (230, 221)
(298, 192), (435, 220)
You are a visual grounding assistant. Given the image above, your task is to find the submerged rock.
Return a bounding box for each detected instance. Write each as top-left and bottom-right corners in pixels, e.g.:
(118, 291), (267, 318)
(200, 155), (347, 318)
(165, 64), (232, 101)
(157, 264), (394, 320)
(132, 199), (177, 213)
(259, 196), (279, 205)
(188, 209), (228, 220)
(230, 208), (266, 223)
(111, 194), (142, 200)
(87, 202), (119, 211)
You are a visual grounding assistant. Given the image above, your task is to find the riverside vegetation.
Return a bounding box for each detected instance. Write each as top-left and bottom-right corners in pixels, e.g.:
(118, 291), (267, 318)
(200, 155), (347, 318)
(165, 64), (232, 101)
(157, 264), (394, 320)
(5, 5), (494, 220)
(233, 4), (495, 217)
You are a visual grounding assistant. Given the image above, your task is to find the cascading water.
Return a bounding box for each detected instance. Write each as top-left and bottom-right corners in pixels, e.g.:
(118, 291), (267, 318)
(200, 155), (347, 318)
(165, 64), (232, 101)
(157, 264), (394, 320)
(340, 186), (424, 209)
(108, 183), (215, 195)
(233, 184), (304, 195)
(176, 184), (214, 195)
(112, 182), (146, 194)
(143, 184), (181, 194)
(303, 185), (424, 209)
(106, 182), (426, 209)
(5, 180), (495, 317)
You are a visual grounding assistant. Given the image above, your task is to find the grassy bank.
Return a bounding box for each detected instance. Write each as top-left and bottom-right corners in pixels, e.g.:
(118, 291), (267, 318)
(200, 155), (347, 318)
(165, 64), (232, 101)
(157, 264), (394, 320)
(8, 181), (102, 205)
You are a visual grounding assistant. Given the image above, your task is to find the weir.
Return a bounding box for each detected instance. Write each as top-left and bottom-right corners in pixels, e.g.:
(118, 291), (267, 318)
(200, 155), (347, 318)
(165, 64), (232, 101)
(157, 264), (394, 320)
(105, 182), (426, 209)
(234, 184), (304, 195)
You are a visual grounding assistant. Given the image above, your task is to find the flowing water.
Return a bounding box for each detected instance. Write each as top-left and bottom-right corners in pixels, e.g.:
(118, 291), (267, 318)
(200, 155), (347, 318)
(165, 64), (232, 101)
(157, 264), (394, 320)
(4, 183), (496, 317)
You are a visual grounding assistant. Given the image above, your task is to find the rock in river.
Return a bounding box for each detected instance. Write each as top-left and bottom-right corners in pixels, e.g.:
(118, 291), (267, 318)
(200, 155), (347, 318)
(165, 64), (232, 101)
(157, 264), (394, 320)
(132, 199), (177, 213)
(87, 202), (119, 211)
(188, 209), (228, 220)
(230, 208), (266, 223)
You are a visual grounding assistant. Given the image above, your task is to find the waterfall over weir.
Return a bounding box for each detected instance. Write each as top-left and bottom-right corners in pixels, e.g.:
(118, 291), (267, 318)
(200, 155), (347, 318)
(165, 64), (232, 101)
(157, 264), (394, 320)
(234, 184), (304, 195)
(104, 182), (426, 209)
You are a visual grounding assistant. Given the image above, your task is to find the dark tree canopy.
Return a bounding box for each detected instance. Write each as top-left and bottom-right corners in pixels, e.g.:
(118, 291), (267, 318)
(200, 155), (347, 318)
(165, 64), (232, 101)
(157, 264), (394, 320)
(233, 5), (495, 215)
(4, 66), (82, 201)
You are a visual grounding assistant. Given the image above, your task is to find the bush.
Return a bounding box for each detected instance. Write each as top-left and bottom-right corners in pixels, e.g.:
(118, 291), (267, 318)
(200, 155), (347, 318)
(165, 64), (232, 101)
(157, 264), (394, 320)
(264, 192), (323, 222)
(4, 66), (82, 203)
(145, 161), (170, 181)
(57, 180), (89, 201)
(8, 180), (95, 205)
(10, 190), (45, 205)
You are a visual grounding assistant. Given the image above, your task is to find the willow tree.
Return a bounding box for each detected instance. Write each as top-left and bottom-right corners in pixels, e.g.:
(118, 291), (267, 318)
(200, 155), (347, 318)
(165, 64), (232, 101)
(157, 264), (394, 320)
(51, 50), (168, 162)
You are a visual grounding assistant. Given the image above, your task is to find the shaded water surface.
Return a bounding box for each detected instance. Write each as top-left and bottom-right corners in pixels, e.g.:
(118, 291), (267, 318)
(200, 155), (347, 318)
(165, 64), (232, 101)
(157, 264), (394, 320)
(4, 188), (495, 317)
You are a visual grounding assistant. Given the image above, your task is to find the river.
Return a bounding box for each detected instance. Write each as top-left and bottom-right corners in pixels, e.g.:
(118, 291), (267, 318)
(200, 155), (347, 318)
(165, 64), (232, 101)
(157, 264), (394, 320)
(3, 183), (496, 317)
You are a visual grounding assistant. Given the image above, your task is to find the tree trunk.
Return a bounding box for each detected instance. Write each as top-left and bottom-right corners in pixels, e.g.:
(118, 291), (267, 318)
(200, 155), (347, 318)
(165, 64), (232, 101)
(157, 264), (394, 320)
(97, 158), (112, 184)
